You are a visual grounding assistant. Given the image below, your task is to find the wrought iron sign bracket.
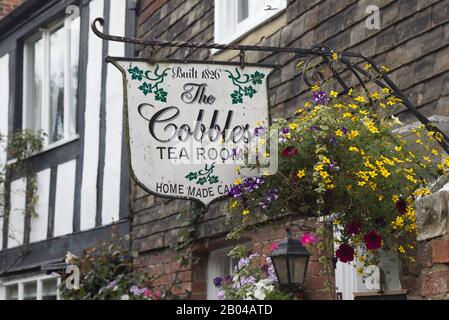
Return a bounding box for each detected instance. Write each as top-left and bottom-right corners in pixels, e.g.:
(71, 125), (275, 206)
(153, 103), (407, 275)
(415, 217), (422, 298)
(91, 17), (449, 154)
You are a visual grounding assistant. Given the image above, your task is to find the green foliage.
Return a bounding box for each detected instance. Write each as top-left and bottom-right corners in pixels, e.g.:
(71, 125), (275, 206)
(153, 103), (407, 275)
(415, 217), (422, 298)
(59, 230), (169, 300)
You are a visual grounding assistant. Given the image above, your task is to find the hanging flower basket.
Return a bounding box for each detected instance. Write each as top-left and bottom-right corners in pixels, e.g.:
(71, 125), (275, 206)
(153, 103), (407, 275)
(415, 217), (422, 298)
(227, 84), (447, 274)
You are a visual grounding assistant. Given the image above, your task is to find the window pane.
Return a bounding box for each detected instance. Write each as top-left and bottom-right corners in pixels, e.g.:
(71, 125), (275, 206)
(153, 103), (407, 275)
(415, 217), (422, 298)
(5, 284), (18, 300)
(42, 278), (58, 300)
(69, 16), (80, 136)
(26, 37), (43, 133)
(23, 282), (37, 300)
(238, 0), (249, 22)
(49, 26), (65, 143)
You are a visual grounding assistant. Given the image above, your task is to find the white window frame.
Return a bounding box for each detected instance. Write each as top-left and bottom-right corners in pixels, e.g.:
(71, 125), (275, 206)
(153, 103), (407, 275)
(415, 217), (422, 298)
(22, 14), (79, 147)
(0, 273), (60, 300)
(214, 0), (287, 46)
(206, 243), (252, 300)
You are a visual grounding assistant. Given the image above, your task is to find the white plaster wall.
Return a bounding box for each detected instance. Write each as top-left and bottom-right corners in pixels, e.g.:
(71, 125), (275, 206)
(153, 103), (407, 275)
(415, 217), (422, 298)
(0, 53), (9, 249)
(54, 160), (76, 237)
(101, 1), (126, 225)
(79, 0), (104, 231)
(29, 169), (51, 243)
(8, 178), (26, 248)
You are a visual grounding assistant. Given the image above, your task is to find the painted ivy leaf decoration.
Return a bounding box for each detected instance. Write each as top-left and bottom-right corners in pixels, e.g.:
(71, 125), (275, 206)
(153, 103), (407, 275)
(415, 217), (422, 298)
(225, 68), (266, 104)
(231, 90), (243, 104)
(185, 163), (219, 185)
(127, 64), (170, 102)
(128, 66), (143, 81)
(250, 71), (265, 85)
(185, 172), (198, 181)
(155, 88), (168, 102)
(244, 86), (257, 98)
(138, 82), (152, 95)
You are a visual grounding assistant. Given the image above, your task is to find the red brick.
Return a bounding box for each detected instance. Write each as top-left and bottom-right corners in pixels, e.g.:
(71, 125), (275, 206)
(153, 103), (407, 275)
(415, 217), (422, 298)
(305, 289), (334, 300)
(304, 275), (328, 290)
(420, 268), (449, 297)
(431, 237), (449, 264)
(417, 241), (433, 268)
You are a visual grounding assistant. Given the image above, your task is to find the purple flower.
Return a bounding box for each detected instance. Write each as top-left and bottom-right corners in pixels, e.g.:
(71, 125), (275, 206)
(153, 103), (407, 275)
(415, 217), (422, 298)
(217, 290), (225, 300)
(130, 285), (146, 296)
(281, 127), (290, 134)
(213, 276), (223, 287)
(310, 125), (320, 131)
(228, 185), (242, 198)
(342, 126), (348, 135)
(106, 280), (117, 289)
(233, 276), (256, 290)
(224, 275), (232, 282)
(242, 177), (264, 192)
(259, 189), (279, 209)
(313, 91), (330, 104)
(328, 135), (337, 145)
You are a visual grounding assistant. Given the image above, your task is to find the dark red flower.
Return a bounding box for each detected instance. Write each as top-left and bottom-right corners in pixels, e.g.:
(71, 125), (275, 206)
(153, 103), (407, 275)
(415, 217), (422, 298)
(281, 146), (298, 158)
(364, 229), (382, 250)
(345, 221), (362, 235)
(335, 243), (354, 263)
(395, 198), (407, 215)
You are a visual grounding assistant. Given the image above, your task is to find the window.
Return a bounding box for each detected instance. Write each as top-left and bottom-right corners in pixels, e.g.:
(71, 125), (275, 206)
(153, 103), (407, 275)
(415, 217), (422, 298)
(214, 0), (287, 45)
(207, 247), (237, 300)
(0, 274), (59, 300)
(23, 13), (80, 146)
(206, 244), (251, 300)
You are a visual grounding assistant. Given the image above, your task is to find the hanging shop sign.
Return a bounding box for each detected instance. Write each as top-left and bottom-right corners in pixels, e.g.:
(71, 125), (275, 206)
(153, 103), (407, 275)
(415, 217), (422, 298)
(108, 58), (275, 206)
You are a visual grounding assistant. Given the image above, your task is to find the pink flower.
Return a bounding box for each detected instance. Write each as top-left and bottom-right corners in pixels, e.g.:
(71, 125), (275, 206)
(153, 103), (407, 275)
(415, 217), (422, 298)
(152, 290), (161, 300)
(268, 243), (279, 253)
(300, 233), (318, 246)
(144, 288), (152, 298)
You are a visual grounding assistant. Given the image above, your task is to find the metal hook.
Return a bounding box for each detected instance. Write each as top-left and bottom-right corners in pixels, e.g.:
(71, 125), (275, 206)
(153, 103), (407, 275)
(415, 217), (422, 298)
(239, 49), (246, 69)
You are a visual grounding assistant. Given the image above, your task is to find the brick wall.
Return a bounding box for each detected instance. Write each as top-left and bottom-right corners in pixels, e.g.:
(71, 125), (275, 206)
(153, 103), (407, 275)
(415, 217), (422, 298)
(132, 0), (449, 300)
(0, 0), (23, 19)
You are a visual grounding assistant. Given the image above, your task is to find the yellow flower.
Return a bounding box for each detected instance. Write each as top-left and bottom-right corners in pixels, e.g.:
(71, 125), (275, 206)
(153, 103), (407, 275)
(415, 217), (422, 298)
(289, 123), (298, 130)
(297, 169), (306, 178)
(358, 181), (367, 186)
(356, 267), (364, 275)
(348, 103), (358, 109)
(321, 156), (331, 164)
(314, 164), (324, 171)
(319, 171), (330, 179)
(332, 52), (339, 61)
(354, 96), (367, 103)
(326, 183), (335, 189)
(394, 145), (402, 152)
(230, 200), (238, 209)
(370, 92), (380, 99)
(234, 178), (242, 185)
(368, 171), (377, 178)
(335, 129), (344, 137)
(343, 112), (353, 118)
(382, 87), (391, 94)
(311, 84), (320, 92)
(348, 88), (353, 96)
(330, 90), (338, 98)
(392, 194), (400, 203)
(349, 146), (359, 152)
(242, 209), (250, 215)
(423, 156), (431, 163)
(398, 245), (405, 254)
(364, 63), (372, 70)
(378, 195), (384, 201)
(347, 130), (359, 140)
(432, 149), (439, 156)
(379, 167), (391, 177)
